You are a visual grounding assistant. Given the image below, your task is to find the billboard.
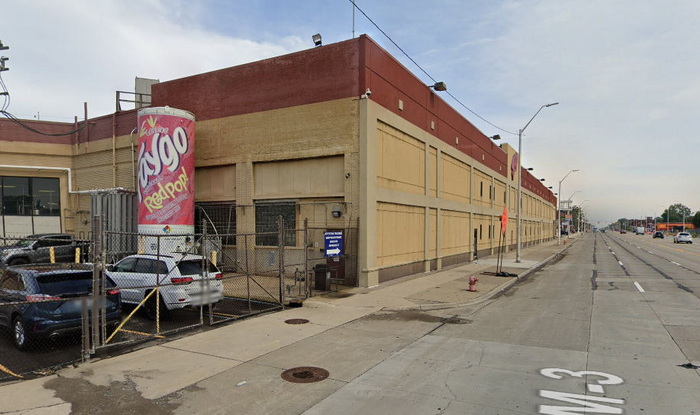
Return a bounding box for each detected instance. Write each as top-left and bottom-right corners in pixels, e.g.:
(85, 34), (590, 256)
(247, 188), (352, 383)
(137, 107), (195, 252)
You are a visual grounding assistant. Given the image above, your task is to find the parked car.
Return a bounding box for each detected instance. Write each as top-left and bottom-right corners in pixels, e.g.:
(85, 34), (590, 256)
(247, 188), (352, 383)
(652, 231), (664, 239)
(105, 253), (223, 319)
(0, 263), (121, 350)
(673, 232), (693, 244)
(0, 233), (89, 267)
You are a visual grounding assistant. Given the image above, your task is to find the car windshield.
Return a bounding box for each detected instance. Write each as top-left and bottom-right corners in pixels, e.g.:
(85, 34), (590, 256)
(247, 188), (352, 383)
(36, 271), (115, 295)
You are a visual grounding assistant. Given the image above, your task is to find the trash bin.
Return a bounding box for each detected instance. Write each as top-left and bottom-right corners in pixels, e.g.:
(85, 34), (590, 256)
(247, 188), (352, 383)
(314, 264), (330, 291)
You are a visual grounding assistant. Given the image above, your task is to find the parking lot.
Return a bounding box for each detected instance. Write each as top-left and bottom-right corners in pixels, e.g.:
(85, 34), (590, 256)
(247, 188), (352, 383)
(0, 294), (282, 382)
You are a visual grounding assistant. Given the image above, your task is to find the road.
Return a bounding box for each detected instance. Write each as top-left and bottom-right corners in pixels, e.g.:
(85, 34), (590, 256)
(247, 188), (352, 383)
(296, 232), (700, 414)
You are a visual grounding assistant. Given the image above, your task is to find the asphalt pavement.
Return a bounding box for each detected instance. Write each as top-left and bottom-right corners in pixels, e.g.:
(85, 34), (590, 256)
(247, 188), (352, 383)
(0, 235), (578, 414)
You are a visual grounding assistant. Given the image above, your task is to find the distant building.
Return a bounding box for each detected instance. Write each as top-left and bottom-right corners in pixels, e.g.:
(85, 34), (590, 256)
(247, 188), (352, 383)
(655, 223), (694, 231)
(0, 35), (556, 287)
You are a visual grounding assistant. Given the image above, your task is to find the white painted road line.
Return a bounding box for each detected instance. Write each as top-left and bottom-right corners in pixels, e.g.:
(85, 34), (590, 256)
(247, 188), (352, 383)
(671, 261), (681, 266)
(588, 384), (605, 393)
(618, 261), (624, 266)
(634, 282), (645, 293)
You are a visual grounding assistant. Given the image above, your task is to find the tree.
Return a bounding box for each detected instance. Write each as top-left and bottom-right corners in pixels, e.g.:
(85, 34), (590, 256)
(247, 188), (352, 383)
(692, 211), (700, 229)
(659, 203), (692, 223)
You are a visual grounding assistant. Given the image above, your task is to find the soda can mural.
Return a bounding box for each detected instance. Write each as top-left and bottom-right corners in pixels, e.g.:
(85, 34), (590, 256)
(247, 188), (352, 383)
(137, 107), (195, 254)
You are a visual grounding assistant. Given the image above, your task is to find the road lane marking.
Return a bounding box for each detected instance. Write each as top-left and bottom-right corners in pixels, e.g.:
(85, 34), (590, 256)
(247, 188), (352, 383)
(671, 261), (681, 266)
(618, 261), (624, 266)
(588, 384), (605, 393)
(634, 282), (645, 293)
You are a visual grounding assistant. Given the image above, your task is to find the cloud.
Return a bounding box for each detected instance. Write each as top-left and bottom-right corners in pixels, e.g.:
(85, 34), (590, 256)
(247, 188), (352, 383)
(3, 0), (306, 120)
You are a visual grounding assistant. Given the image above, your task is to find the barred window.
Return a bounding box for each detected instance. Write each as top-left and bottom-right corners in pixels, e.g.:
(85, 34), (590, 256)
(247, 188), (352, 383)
(195, 202), (236, 245)
(255, 201), (296, 247)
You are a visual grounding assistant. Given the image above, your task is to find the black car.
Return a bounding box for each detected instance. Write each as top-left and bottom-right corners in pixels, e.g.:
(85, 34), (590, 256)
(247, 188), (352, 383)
(653, 231), (664, 239)
(0, 233), (90, 267)
(0, 264), (121, 350)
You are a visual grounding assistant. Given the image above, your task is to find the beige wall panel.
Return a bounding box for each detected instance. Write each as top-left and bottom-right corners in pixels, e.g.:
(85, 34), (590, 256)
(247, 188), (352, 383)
(298, 198), (345, 229)
(440, 153), (470, 204)
(439, 210), (470, 256)
(474, 170), (491, 207)
(494, 179), (506, 209)
(0, 142), (72, 158)
(473, 213), (493, 247)
(376, 122), (425, 195)
(254, 156), (343, 199)
(196, 165), (236, 201)
(376, 202), (425, 267)
(196, 99), (359, 165)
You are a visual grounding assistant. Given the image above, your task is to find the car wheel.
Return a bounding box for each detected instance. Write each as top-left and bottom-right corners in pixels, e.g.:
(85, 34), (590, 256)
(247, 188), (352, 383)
(12, 316), (31, 351)
(143, 293), (170, 320)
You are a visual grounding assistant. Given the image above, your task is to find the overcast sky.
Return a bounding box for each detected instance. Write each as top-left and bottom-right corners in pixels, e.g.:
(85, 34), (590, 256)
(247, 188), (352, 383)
(3, 0), (699, 225)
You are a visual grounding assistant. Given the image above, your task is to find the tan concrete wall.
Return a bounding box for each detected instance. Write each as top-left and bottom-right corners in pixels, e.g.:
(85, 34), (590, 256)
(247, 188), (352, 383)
(359, 102), (555, 285)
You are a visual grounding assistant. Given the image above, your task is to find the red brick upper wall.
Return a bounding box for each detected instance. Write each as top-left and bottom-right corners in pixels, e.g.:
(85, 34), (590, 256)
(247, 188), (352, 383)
(152, 39), (361, 120)
(155, 35), (555, 205)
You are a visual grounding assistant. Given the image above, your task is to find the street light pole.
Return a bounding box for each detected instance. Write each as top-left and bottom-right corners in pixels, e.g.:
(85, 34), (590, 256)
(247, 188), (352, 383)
(557, 169), (579, 245)
(516, 102), (558, 263)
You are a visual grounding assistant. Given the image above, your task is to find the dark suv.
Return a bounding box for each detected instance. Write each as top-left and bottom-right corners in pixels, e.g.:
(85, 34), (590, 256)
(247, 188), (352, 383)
(0, 233), (89, 267)
(0, 264), (121, 350)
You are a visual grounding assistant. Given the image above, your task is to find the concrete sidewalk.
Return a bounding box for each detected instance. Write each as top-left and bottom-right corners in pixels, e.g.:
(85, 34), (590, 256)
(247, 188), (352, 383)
(0, 236), (578, 414)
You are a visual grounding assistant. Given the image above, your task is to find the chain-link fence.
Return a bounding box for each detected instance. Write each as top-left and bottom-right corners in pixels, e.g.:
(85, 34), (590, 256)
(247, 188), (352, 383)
(0, 232), (97, 382)
(0, 219), (358, 383)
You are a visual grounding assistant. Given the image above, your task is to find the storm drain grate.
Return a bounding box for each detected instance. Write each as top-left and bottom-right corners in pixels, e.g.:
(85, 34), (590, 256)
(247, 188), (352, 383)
(281, 366), (329, 383)
(285, 318), (310, 325)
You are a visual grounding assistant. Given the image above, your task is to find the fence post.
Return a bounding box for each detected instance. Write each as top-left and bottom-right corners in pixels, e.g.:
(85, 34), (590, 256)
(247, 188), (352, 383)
(278, 215), (285, 306)
(201, 218), (207, 325)
(304, 218), (310, 298)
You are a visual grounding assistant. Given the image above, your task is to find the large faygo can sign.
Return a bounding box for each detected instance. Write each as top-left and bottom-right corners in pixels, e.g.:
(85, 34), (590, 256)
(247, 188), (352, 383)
(137, 107), (195, 253)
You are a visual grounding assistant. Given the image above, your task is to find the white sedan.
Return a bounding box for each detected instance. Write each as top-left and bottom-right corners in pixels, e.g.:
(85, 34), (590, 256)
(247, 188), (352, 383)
(673, 232), (693, 244)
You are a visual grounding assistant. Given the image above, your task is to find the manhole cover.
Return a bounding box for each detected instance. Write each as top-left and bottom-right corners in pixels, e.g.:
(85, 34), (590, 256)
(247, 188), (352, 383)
(281, 366), (329, 383)
(285, 318), (310, 325)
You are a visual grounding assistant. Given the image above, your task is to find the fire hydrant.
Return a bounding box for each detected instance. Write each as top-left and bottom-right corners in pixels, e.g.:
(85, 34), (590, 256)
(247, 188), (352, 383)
(468, 275), (478, 292)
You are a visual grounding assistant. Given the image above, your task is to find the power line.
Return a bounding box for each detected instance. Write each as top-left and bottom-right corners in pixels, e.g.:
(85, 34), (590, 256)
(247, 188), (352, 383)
(347, 0), (516, 136)
(0, 41), (86, 137)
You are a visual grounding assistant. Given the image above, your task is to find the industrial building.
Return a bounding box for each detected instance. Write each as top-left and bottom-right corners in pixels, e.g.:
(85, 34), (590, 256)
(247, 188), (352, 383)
(0, 35), (556, 288)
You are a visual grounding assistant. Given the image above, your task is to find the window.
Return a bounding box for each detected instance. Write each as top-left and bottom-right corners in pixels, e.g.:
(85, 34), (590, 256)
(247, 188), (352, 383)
(2, 177), (30, 215)
(195, 202), (236, 245)
(32, 178), (61, 216)
(255, 201), (296, 246)
(1, 176), (60, 216)
(0, 271), (24, 291)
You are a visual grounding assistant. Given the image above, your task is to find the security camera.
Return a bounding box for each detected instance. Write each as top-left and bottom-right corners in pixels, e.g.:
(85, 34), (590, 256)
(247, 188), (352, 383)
(365, 88), (372, 97)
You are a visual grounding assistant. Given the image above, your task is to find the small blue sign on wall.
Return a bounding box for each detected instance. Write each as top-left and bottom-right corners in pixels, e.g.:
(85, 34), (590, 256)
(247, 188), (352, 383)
(324, 231), (343, 257)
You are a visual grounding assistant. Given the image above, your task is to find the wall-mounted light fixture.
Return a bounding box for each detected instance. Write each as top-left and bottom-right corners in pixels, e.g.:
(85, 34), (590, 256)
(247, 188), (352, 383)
(490, 134), (501, 140)
(429, 81), (447, 91)
(331, 205), (343, 218)
(312, 34), (322, 47)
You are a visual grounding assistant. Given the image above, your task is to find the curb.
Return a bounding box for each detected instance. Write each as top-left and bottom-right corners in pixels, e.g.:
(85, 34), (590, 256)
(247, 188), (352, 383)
(382, 239), (578, 312)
